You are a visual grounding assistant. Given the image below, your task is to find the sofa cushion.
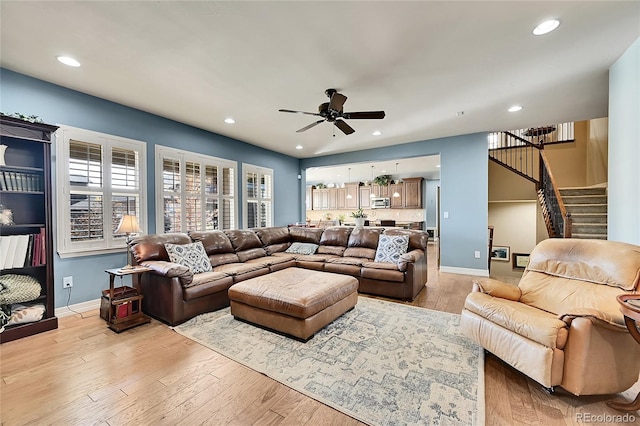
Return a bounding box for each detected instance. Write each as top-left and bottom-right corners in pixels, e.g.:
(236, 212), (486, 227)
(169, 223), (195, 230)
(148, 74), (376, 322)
(286, 242), (319, 255)
(183, 273), (234, 301)
(208, 252), (241, 268)
(289, 227), (324, 244)
(164, 241), (213, 274)
(237, 247), (268, 262)
(343, 247), (376, 260)
(225, 229), (264, 252)
(347, 227), (381, 249)
(264, 242), (290, 255)
(130, 233), (191, 263)
(189, 230), (235, 255)
(253, 226), (290, 246)
(317, 245), (346, 256)
(320, 227), (352, 247)
(374, 234), (409, 263)
(213, 262), (266, 276)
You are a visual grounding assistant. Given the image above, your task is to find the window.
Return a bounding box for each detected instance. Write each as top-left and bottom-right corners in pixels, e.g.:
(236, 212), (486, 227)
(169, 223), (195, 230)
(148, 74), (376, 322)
(156, 146), (237, 233)
(56, 125), (146, 257)
(243, 163), (273, 228)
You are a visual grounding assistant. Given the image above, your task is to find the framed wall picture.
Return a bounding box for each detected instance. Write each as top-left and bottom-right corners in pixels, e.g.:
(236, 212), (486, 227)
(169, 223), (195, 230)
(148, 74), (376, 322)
(491, 245), (510, 261)
(513, 253), (530, 270)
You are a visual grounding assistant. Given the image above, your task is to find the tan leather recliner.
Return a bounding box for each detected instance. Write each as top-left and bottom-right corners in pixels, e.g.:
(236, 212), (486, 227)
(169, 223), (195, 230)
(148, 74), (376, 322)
(461, 238), (640, 395)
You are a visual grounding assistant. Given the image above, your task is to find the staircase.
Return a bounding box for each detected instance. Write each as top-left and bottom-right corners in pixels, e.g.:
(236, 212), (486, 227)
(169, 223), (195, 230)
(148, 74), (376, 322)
(489, 122), (608, 240)
(560, 186), (608, 239)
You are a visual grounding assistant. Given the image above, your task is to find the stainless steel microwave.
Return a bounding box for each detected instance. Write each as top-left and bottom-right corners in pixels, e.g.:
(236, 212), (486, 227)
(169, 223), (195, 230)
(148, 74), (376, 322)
(371, 197), (390, 209)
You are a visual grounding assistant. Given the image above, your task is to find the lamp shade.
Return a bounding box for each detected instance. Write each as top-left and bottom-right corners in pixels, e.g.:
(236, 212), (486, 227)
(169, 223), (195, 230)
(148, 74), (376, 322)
(115, 214), (142, 235)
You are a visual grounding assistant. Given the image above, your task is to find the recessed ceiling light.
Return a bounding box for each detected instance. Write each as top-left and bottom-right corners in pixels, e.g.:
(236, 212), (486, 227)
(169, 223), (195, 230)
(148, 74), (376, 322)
(456, 111), (464, 116)
(224, 117), (235, 124)
(436, 164), (441, 168)
(372, 130), (382, 136)
(508, 105), (523, 112)
(56, 56), (80, 67)
(533, 19), (560, 36)
(295, 145), (303, 150)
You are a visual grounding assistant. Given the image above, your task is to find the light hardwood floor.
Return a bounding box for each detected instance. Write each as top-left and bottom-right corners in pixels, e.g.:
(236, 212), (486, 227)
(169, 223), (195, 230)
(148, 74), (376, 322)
(2, 244), (639, 425)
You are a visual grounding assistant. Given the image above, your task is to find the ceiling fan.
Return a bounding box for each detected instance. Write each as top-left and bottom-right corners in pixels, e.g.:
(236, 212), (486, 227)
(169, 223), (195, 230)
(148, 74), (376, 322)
(279, 88), (385, 135)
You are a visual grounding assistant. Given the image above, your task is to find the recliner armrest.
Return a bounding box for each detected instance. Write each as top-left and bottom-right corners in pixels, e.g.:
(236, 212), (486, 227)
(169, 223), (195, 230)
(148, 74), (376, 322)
(559, 308), (627, 331)
(472, 278), (521, 301)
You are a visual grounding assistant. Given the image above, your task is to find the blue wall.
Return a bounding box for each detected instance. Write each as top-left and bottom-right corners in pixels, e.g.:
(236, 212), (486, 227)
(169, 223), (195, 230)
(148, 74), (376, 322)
(608, 38), (640, 245)
(1, 69), (301, 307)
(300, 133), (489, 273)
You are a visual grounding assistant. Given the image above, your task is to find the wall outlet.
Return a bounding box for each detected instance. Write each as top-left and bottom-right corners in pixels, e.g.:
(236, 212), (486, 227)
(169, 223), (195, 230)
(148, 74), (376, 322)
(63, 276), (73, 289)
(443, 212), (449, 219)
(474, 251), (481, 259)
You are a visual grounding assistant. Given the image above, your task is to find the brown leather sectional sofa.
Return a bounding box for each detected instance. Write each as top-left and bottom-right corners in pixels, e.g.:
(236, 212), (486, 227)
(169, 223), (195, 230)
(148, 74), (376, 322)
(129, 226), (428, 326)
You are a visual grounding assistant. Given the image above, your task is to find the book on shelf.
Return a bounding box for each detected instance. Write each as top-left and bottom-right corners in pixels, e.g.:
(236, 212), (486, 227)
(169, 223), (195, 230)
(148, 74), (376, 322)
(24, 234), (34, 267)
(9, 172), (18, 191)
(12, 234), (30, 268)
(0, 236), (10, 268)
(4, 235), (19, 269)
(0, 172), (6, 191)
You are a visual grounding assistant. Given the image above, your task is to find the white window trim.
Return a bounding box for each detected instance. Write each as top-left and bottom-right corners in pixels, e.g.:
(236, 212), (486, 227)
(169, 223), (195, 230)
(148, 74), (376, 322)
(242, 163), (274, 229)
(55, 125), (147, 258)
(155, 145), (238, 233)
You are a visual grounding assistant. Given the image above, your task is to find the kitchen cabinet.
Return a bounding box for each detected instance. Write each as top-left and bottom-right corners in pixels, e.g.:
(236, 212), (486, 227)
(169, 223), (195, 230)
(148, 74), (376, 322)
(403, 177), (423, 209)
(359, 186), (372, 208)
(312, 188), (329, 210)
(389, 183), (404, 208)
(328, 188), (338, 209)
(345, 183), (359, 209)
(337, 188), (346, 209)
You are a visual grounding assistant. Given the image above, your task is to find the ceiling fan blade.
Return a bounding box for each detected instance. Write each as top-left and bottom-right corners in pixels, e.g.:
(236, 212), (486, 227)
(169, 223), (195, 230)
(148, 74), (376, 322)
(342, 111), (386, 120)
(296, 119), (325, 133)
(279, 109), (322, 116)
(328, 93), (347, 112)
(334, 119), (355, 135)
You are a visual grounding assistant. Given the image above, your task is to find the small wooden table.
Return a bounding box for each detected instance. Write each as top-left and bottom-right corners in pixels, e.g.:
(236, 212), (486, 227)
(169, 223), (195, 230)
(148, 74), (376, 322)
(104, 267), (151, 333)
(608, 294), (640, 412)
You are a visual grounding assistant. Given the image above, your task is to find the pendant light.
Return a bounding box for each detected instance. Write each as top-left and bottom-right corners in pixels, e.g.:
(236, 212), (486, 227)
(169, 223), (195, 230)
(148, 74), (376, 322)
(370, 165), (376, 198)
(346, 168), (353, 199)
(392, 163), (400, 198)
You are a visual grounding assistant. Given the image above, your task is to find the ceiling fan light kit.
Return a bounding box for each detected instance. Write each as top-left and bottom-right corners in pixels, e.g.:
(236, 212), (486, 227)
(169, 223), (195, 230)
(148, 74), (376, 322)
(279, 88), (385, 135)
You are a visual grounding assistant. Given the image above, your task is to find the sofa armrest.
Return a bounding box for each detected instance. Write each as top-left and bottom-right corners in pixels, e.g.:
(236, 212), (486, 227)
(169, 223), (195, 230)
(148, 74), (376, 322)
(397, 249), (424, 272)
(139, 260), (193, 286)
(559, 308), (627, 331)
(472, 278), (522, 301)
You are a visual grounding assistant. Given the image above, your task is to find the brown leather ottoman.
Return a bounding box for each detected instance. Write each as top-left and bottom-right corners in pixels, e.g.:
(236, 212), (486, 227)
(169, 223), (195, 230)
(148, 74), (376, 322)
(228, 267), (358, 341)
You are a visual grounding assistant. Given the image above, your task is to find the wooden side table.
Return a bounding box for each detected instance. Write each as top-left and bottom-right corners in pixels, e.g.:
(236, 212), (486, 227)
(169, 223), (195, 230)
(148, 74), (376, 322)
(104, 267), (151, 333)
(608, 294), (640, 412)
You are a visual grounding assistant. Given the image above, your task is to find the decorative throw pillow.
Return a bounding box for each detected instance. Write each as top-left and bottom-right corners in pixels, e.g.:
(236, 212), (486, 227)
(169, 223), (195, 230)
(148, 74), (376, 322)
(7, 304), (45, 326)
(374, 235), (409, 263)
(164, 241), (212, 274)
(285, 242), (319, 255)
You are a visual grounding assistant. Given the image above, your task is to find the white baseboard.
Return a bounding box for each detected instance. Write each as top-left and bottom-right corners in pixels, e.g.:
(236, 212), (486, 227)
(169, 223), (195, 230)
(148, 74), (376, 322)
(56, 298), (101, 318)
(439, 266), (489, 277)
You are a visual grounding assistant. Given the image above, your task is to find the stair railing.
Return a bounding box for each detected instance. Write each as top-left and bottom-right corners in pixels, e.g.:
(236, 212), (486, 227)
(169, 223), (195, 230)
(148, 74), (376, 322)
(489, 123), (575, 238)
(488, 131), (539, 184)
(538, 151), (572, 238)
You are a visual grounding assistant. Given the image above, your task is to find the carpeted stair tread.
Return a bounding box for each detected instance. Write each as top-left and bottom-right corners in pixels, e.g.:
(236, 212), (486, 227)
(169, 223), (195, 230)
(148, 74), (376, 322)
(571, 233), (607, 240)
(562, 195), (608, 204)
(559, 187), (607, 196)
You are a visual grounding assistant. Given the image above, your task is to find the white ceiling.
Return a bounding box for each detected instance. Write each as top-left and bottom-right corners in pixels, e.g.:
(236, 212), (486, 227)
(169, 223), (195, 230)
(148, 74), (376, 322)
(1, 1), (638, 164)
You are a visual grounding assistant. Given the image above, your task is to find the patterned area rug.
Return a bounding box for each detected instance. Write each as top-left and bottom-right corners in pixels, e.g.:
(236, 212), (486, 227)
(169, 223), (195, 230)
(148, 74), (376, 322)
(174, 297), (484, 425)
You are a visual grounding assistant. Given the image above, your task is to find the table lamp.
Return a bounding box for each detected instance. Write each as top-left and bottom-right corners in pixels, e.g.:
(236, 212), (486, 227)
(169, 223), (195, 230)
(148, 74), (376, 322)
(115, 214), (142, 269)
